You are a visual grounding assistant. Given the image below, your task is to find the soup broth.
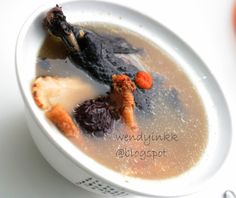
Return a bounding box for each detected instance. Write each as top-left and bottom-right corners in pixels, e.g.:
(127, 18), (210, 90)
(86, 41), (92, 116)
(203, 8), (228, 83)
(36, 23), (208, 179)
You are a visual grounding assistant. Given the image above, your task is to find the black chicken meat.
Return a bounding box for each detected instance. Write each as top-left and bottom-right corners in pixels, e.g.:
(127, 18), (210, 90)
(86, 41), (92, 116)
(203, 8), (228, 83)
(44, 5), (183, 115)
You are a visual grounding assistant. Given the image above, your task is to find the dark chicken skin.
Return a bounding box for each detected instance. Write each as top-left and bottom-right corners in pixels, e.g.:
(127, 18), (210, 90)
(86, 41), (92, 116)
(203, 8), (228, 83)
(45, 5), (161, 113)
(45, 5), (183, 117)
(45, 5), (140, 85)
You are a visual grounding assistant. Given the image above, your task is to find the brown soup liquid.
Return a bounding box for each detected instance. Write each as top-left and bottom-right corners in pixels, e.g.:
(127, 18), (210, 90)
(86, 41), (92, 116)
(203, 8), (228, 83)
(37, 23), (208, 179)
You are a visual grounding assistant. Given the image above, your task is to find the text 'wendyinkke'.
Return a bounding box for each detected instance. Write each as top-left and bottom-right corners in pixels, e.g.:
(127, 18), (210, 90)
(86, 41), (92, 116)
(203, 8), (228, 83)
(114, 132), (178, 146)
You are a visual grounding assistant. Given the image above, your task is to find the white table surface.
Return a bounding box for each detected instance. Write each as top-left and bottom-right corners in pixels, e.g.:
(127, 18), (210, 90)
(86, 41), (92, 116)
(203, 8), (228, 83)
(0, 0), (235, 197)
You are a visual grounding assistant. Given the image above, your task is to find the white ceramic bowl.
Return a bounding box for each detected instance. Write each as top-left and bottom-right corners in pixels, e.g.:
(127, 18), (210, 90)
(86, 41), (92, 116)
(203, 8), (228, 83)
(15, 1), (232, 197)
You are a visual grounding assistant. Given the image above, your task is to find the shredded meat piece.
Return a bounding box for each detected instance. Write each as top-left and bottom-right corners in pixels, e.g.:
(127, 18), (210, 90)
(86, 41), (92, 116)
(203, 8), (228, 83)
(111, 74), (138, 134)
(46, 105), (79, 138)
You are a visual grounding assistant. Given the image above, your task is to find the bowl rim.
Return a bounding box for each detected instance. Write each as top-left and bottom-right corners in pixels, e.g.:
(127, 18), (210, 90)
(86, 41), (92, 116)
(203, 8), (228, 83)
(15, 0), (232, 197)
